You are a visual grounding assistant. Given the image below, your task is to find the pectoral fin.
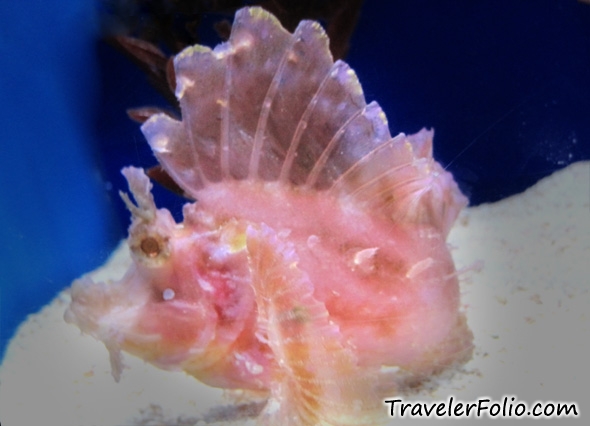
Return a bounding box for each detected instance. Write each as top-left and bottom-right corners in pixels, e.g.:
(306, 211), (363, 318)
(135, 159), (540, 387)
(246, 224), (384, 425)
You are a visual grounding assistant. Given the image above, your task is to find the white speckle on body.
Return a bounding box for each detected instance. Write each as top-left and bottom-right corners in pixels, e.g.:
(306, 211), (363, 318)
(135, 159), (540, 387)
(234, 353), (264, 375)
(306, 234), (319, 248)
(417, 228), (440, 239)
(380, 365), (400, 374)
(405, 257), (435, 279)
(233, 36), (252, 51)
(277, 229), (291, 239)
(212, 44), (235, 59)
(175, 76), (195, 99)
(162, 288), (175, 301)
(265, 398), (281, 415)
(246, 362), (263, 375)
(287, 51), (298, 63)
(151, 135), (170, 153)
(197, 278), (214, 292)
(352, 247), (378, 273)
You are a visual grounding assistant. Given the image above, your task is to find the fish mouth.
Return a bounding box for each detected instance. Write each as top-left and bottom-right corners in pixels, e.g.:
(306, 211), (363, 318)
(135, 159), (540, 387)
(65, 275), (218, 368)
(65, 276), (180, 375)
(64, 275), (151, 345)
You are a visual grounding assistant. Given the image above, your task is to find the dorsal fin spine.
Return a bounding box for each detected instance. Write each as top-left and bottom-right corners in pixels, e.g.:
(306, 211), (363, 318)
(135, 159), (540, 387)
(279, 61), (342, 184)
(220, 49), (233, 179)
(349, 162), (414, 198)
(373, 172), (427, 200)
(304, 106), (365, 188)
(184, 112), (209, 187)
(329, 133), (405, 191)
(249, 35), (298, 179)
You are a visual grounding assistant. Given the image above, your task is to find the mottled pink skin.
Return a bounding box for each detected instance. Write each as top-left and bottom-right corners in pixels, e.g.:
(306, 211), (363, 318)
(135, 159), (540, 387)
(194, 180), (469, 373)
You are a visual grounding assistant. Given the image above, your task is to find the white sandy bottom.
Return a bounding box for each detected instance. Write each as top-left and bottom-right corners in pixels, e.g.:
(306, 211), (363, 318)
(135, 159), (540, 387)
(1, 162), (589, 425)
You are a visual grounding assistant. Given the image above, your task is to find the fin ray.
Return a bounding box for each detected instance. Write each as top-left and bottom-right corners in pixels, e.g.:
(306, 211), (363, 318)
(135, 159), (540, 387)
(246, 225), (384, 425)
(249, 29), (298, 179)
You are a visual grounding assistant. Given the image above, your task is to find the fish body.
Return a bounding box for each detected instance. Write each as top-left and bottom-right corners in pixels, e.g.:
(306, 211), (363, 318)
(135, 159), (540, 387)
(66, 7), (473, 425)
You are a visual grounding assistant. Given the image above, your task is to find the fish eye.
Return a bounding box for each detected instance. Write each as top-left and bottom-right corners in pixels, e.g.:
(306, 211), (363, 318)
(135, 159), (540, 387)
(140, 236), (161, 258)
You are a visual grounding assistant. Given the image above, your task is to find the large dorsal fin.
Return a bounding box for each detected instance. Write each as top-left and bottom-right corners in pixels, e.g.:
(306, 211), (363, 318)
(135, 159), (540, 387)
(140, 7), (467, 235)
(246, 224), (384, 425)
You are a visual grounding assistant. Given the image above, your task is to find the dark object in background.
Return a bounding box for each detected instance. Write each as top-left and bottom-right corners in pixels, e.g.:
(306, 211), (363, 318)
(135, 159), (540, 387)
(102, 0), (364, 57)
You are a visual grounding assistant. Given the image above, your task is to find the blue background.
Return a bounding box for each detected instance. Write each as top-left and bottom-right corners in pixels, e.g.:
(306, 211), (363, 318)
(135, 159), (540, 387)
(1, 0), (589, 359)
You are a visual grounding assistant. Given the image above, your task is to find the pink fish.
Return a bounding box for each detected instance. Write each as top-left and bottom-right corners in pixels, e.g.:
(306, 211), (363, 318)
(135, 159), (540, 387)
(66, 7), (473, 425)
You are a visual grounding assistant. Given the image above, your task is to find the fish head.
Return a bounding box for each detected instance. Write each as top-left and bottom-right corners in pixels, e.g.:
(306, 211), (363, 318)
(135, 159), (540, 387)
(65, 167), (256, 382)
